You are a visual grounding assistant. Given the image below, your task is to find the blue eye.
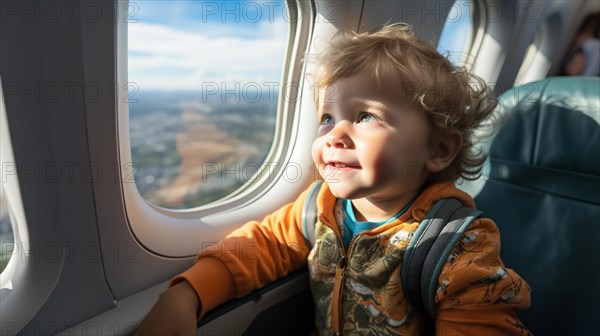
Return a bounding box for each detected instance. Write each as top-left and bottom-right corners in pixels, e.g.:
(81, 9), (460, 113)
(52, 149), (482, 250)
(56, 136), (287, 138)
(358, 112), (377, 123)
(320, 115), (334, 125)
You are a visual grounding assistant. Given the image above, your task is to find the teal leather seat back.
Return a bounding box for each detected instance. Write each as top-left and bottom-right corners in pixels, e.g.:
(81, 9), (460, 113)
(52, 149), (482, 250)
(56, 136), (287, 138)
(470, 77), (600, 335)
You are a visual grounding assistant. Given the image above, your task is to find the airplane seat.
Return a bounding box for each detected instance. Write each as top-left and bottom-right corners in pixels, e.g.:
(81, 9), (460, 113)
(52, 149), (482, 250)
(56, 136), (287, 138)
(459, 77), (600, 335)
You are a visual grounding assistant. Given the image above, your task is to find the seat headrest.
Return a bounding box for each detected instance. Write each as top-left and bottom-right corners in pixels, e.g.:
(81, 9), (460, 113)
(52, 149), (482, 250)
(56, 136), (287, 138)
(457, 77), (600, 198)
(492, 77), (600, 175)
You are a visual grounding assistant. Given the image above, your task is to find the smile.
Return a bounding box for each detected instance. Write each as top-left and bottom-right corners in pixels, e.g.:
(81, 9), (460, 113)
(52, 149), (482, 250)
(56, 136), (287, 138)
(325, 161), (361, 170)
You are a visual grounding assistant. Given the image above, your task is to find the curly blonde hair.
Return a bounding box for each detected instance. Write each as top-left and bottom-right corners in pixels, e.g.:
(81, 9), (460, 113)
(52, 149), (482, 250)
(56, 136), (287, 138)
(314, 23), (497, 182)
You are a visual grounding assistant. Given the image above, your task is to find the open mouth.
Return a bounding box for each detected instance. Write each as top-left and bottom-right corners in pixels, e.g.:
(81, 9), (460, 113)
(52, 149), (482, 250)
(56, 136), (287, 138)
(325, 161), (361, 170)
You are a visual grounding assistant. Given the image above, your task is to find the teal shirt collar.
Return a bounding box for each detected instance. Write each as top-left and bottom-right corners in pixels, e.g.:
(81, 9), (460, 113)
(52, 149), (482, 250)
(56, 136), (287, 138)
(341, 197), (416, 248)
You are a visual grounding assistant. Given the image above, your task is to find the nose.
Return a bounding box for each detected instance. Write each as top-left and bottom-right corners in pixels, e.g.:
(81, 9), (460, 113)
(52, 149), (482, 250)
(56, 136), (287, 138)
(325, 121), (353, 149)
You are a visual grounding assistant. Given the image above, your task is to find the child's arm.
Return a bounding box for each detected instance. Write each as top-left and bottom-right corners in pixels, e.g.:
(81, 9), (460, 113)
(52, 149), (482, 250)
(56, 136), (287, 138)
(136, 183), (315, 333)
(435, 217), (532, 336)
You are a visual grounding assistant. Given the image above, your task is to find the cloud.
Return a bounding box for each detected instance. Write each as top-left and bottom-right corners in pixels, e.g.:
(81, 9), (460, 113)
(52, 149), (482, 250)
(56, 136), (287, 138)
(127, 19), (289, 90)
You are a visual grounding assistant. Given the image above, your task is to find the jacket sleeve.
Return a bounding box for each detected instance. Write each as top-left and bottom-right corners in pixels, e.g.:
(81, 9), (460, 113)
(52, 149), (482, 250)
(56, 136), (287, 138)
(169, 183), (314, 320)
(435, 217), (532, 336)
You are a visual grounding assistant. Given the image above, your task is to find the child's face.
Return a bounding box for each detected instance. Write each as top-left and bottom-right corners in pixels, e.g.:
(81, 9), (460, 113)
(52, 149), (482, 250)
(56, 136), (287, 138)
(311, 72), (433, 201)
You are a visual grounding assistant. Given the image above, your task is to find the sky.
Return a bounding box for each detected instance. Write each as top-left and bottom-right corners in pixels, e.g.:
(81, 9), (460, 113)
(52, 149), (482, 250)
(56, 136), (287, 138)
(437, 1), (474, 65)
(128, 0), (473, 91)
(128, 0), (289, 91)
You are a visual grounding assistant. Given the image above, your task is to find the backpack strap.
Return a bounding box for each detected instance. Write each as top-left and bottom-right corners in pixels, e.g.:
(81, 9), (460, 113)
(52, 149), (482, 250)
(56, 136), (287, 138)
(302, 180), (324, 249)
(401, 198), (481, 321)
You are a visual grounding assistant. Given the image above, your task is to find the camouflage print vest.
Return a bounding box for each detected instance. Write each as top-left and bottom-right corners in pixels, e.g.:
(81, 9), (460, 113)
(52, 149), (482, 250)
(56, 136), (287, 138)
(307, 200), (425, 336)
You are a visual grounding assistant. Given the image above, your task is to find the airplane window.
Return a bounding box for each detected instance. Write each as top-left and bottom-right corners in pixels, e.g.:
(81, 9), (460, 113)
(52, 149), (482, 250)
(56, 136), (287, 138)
(437, 1), (474, 66)
(0, 185), (14, 273)
(1, 77), (15, 274)
(127, 0), (289, 209)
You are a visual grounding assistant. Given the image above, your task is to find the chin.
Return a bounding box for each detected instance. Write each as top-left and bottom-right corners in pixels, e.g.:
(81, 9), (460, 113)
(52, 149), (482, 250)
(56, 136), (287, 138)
(325, 182), (362, 200)
(323, 181), (346, 197)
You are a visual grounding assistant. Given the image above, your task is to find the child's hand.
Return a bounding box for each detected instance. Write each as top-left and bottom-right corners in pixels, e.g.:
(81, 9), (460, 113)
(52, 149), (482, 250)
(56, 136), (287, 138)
(134, 280), (200, 336)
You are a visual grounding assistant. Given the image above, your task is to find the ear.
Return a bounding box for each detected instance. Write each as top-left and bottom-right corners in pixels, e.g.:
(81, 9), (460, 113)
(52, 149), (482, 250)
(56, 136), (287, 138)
(425, 131), (462, 173)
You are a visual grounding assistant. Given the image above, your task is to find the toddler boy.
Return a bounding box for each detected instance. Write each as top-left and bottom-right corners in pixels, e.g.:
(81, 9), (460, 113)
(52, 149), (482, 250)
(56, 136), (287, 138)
(136, 23), (531, 336)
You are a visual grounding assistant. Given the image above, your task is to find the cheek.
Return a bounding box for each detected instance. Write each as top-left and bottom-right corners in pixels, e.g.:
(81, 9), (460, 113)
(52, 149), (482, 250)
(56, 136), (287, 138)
(311, 138), (322, 164)
(397, 143), (429, 168)
(357, 137), (393, 177)
(376, 134), (429, 169)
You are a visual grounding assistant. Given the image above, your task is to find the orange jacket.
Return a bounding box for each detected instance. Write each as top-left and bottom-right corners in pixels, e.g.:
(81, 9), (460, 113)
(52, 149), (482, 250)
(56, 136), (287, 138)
(171, 181), (531, 335)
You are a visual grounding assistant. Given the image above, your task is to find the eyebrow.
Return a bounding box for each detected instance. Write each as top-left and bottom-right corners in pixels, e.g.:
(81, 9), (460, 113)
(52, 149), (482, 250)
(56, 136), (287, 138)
(350, 98), (390, 113)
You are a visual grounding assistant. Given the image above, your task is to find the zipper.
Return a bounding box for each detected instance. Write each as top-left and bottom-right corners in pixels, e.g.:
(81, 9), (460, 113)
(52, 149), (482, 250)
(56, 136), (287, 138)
(329, 224), (361, 336)
(325, 196), (414, 335)
(331, 255), (346, 335)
